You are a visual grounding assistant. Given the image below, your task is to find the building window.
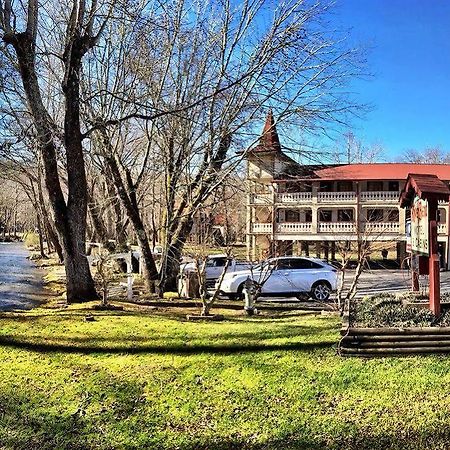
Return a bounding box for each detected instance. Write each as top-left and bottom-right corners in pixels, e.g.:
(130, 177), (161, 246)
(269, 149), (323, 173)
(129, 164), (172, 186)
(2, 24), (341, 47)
(438, 208), (446, 224)
(388, 181), (399, 191)
(337, 181), (353, 192)
(338, 209), (354, 222)
(319, 209), (333, 222)
(304, 210), (312, 223)
(367, 181), (383, 192)
(387, 209), (399, 222)
(366, 209), (384, 222)
(319, 181), (333, 192)
(285, 210), (300, 222)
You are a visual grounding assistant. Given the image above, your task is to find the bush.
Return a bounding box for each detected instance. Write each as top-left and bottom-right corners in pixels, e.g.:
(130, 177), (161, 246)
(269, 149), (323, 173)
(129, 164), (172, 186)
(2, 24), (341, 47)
(351, 293), (435, 328)
(397, 291), (428, 302)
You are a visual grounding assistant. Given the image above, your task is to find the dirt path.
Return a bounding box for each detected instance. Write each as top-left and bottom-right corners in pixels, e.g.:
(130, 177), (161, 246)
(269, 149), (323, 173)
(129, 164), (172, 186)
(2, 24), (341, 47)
(0, 243), (48, 311)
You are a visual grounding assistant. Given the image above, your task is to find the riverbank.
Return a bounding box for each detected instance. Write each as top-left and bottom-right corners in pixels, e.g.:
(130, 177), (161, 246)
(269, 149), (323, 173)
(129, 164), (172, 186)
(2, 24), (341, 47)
(0, 242), (50, 311)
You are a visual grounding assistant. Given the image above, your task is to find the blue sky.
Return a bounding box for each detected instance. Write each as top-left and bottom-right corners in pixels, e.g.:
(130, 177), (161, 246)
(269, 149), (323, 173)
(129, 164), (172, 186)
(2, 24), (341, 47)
(331, 0), (450, 159)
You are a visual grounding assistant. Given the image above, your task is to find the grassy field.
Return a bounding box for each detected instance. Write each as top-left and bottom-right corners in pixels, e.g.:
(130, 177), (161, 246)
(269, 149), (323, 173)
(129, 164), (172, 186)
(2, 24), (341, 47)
(1, 304), (450, 449)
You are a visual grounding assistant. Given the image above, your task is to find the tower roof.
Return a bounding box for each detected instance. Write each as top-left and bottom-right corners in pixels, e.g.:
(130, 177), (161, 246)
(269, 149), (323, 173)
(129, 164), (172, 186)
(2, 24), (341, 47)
(252, 110), (281, 153)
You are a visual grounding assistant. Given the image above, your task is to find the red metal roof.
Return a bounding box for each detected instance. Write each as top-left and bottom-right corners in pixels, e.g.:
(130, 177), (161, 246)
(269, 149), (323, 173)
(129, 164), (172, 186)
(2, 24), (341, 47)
(311, 164), (450, 181)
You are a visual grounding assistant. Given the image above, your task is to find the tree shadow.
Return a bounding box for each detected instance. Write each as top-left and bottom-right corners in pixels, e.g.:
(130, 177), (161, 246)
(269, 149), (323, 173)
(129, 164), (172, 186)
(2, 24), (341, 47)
(183, 428), (450, 450)
(0, 334), (336, 355)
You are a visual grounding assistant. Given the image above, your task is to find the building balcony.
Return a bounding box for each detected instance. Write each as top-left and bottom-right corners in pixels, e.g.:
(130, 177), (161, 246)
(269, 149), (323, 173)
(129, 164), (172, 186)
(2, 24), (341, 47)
(276, 222), (312, 233)
(317, 191), (356, 203)
(363, 222), (400, 233)
(252, 223), (273, 233)
(318, 222), (356, 233)
(277, 192), (312, 204)
(251, 221), (447, 236)
(360, 191), (399, 202)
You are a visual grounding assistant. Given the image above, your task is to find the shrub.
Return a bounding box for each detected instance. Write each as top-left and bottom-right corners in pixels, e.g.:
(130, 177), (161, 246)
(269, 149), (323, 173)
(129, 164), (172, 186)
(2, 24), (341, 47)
(351, 293), (435, 328)
(396, 291), (428, 302)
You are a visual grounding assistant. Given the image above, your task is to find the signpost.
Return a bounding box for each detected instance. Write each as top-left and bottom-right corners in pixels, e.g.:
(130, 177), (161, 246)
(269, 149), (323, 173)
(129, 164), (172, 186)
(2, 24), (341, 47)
(400, 174), (450, 316)
(411, 196), (429, 255)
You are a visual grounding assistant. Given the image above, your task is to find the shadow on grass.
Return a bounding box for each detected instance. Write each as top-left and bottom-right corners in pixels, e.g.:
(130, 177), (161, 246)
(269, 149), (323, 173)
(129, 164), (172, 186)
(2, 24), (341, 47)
(185, 430), (450, 450)
(0, 334), (336, 355)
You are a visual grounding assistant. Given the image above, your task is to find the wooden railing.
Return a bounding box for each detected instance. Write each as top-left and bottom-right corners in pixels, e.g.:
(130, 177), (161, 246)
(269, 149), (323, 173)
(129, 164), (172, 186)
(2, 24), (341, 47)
(363, 222), (400, 233)
(318, 222), (356, 233)
(360, 191), (399, 202)
(277, 192), (312, 203)
(252, 223), (273, 233)
(276, 223), (312, 233)
(317, 191), (356, 202)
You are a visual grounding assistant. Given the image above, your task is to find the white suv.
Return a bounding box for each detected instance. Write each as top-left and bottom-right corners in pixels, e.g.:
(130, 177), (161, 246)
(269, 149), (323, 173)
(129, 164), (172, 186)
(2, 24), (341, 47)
(218, 257), (338, 301)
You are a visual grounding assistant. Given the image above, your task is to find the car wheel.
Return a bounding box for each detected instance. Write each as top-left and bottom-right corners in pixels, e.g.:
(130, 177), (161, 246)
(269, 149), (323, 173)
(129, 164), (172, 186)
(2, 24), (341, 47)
(310, 281), (331, 301)
(236, 283), (245, 301)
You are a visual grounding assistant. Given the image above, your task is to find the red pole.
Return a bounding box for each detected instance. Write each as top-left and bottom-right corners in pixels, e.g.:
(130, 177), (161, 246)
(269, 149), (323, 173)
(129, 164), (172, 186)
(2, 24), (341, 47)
(428, 200), (440, 316)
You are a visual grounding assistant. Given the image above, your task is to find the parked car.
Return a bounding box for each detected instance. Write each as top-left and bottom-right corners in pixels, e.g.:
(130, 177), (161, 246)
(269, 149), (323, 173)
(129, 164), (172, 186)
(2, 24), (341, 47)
(217, 256), (338, 301)
(180, 254), (252, 288)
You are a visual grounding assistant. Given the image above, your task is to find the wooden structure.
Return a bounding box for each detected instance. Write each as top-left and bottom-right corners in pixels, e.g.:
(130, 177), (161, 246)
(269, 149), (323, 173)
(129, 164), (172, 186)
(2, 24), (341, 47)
(400, 174), (450, 315)
(340, 327), (450, 356)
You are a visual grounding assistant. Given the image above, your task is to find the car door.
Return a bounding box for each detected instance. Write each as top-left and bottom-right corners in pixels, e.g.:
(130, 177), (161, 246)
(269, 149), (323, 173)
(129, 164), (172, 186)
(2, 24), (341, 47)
(260, 259), (293, 294)
(283, 258), (322, 293)
(205, 257), (228, 280)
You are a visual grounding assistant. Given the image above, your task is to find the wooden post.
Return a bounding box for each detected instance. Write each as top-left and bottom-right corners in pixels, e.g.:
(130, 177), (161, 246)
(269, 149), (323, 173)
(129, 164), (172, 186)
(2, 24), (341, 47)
(428, 200), (440, 316)
(324, 241), (329, 261)
(127, 250), (133, 301)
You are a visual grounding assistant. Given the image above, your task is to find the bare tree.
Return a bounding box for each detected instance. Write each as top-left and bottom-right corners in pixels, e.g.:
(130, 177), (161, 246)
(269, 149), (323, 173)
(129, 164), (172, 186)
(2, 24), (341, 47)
(397, 146), (450, 164)
(0, 0), (117, 301)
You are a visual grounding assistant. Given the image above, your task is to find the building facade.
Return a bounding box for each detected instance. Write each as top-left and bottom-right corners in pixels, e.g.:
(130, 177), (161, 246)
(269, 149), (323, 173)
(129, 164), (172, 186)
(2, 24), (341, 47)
(246, 113), (450, 267)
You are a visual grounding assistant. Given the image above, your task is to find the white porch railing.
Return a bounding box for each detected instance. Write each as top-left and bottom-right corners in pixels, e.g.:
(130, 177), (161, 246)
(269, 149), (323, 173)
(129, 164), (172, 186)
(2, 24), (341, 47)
(252, 223), (273, 233)
(251, 193), (273, 205)
(438, 224), (448, 234)
(317, 191), (356, 202)
(364, 222), (400, 234)
(360, 191), (399, 202)
(318, 222), (356, 233)
(277, 192), (312, 204)
(276, 222), (312, 233)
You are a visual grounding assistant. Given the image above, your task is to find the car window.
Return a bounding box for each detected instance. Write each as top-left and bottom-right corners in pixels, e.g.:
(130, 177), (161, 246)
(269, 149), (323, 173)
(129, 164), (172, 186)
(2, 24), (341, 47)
(288, 259), (324, 270)
(206, 257), (227, 267)
(275, 259), (291, 270)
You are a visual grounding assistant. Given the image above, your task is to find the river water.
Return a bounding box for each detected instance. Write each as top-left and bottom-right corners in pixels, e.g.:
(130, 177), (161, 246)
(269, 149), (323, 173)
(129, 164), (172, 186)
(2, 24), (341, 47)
(0, 242), (47, 311)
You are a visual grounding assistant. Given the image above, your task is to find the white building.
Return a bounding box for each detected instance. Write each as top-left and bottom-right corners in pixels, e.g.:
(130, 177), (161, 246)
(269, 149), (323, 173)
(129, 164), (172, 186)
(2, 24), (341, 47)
(246, 113), (450, 266)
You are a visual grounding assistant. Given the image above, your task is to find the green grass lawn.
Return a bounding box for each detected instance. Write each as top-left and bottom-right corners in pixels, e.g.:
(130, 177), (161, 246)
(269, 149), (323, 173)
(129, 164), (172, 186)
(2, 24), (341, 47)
(2, 304), (450, 450)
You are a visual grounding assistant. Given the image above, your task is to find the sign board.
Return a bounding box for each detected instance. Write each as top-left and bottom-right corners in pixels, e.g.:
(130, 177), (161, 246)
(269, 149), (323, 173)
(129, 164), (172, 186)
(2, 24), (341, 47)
(405, 218), (411, 253)
(411, 196), (429, 255)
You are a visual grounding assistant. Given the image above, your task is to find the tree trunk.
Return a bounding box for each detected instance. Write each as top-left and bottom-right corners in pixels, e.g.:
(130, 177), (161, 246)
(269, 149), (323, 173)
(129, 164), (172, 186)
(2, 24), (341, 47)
(104, 163), (128, 249)
(101, 149), (158, 291)
(36, 211), (46, 258)
(88, 193), (115, 251)
(37, 176), (64, 262)
(5, 32), (97, 302)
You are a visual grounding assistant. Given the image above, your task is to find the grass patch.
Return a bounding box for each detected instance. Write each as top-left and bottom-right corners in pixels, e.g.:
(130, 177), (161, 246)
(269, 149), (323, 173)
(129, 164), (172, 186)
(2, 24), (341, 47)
(1, 305), (450, 449)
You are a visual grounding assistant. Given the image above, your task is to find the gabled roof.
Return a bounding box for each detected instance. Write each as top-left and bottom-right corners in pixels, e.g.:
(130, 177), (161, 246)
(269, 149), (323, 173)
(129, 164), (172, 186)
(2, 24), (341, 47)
(400, 173), (450, 207)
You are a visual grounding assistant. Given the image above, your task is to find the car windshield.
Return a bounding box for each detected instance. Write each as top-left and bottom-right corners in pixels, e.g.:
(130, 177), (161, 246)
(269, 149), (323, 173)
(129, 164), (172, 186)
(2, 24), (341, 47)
(252, 261), (275, 271)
